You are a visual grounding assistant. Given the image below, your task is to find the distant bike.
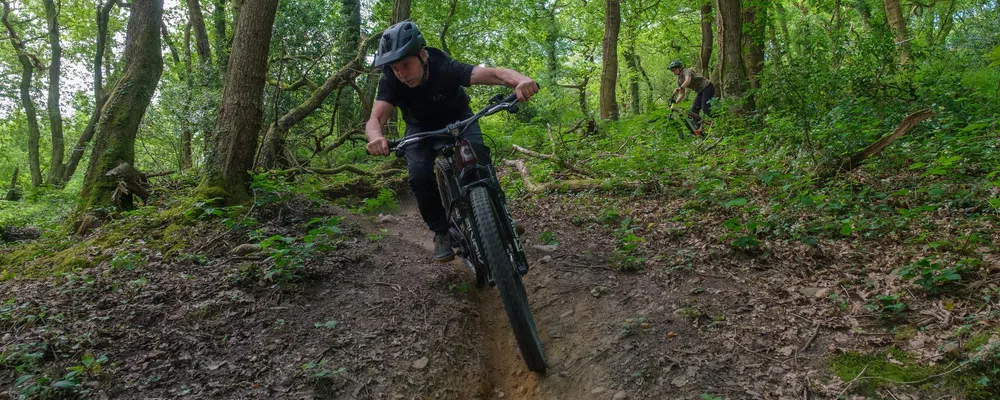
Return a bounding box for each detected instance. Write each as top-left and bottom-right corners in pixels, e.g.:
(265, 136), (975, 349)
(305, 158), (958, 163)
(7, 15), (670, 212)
(669, 95), (709, 139)
(385, 92), (547, 374)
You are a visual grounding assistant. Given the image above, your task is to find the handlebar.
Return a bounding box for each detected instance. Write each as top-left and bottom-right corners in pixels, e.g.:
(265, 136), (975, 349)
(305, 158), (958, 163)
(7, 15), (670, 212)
(378, 90), (529, 156)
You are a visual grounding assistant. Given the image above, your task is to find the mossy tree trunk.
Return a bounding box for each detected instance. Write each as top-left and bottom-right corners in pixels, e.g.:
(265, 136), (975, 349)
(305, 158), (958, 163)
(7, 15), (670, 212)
(76, 0), (164, 215)
(187, 0), (213, 66)
(198, 0), (279, 204)
(599, 0), (620, 121)
(391, 0), (410, 24)
(700, 2), (713, 74)
(44, 0), (66, 186)
(213, 0), (229, 74)
(1, 0), (43, 187)
(715, 0), (747, 106)
(336, 0), (360, 140)
(883, 0), (910, 65)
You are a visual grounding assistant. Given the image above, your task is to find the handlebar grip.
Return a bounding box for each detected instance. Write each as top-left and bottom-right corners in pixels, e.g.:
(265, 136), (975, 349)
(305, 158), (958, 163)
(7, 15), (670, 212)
(388, 138), (402, 149)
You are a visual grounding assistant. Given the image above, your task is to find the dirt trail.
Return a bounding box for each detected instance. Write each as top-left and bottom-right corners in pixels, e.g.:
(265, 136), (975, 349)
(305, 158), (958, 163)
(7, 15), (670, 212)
(383, 197), (623, 400)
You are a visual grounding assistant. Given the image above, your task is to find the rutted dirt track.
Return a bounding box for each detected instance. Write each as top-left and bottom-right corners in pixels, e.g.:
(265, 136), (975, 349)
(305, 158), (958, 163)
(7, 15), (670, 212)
(4, 190), (987, 399)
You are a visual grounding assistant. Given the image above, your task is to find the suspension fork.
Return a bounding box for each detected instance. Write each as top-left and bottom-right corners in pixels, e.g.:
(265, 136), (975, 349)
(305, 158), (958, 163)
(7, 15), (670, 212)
(458, 165), (530, 276)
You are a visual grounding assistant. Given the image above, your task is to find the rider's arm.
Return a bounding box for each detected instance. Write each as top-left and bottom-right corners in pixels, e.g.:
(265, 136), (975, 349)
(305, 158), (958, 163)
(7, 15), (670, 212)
(675, 73), (692, 102)
(365, 100), (395, 156)
(470, 67), (539, 102)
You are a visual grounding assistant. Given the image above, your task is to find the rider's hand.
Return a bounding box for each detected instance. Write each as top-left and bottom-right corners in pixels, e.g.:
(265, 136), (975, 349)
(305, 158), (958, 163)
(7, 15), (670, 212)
(366, 136), (389, 156)
(514, 79), (540, 103)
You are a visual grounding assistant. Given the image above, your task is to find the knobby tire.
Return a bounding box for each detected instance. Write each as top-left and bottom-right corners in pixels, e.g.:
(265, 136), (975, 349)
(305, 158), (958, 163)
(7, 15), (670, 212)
(469, 186), (546, 373)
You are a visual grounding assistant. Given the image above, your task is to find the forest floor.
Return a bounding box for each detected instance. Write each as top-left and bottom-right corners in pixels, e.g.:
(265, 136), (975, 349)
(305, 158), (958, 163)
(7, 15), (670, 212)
(1, 176), (998, 399)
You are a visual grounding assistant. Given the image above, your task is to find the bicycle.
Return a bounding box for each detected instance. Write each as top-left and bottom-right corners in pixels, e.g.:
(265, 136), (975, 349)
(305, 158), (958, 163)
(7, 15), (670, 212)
(381, 92), (547, 374)
(669, 95), (709, 139)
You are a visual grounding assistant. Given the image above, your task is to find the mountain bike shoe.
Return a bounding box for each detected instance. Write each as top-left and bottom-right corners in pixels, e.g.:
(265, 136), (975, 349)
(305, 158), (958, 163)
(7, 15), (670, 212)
(433, 231), (455, 262)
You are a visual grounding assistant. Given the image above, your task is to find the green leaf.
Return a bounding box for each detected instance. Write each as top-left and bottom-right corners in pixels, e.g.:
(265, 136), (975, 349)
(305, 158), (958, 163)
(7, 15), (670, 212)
(725, 198), (748, 207)
(315, 320), (338, 329)
(52, 380), (77, 389)
(839, 222), (853, 236)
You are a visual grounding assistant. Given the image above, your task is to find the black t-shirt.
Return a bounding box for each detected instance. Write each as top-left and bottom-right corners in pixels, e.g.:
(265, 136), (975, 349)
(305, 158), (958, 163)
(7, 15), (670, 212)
(375, 47), (476, 134)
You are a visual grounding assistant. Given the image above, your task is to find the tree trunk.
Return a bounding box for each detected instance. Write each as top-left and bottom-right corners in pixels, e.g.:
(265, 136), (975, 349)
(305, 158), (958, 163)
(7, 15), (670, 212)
(187, 0), (213, 66)
(830, 0), (842, 69)
(259, 35), (378, 170)
(1, 1), (42, 187)
(851, 0), (872, 31)
(77, 0), (163, 215)
(161, 21), (181, 64)
(391, 0), (411, 24)
(336, 0), (360, 138)
(5, 167), (18, 201)
(543, 8), (559, 83)
(700, 2), (713, 74)
(623, 43), (640, 115)
(440, 0), (459, 56)
(883, 0), (910, 65)
(935, 0), (957, 47)
(599, 0), (620, 121)
(716, 0), (747, 104)
(198, 0), (278, 204)
(44, 0), (66, 185)
(213, 0), (228, 72)
(742, 3), (765, 112)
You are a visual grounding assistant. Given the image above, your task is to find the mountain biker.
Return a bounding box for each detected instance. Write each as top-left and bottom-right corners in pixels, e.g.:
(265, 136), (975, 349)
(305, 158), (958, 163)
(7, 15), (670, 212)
(365, 21), (539, 263)
(669, 60), (715, 134)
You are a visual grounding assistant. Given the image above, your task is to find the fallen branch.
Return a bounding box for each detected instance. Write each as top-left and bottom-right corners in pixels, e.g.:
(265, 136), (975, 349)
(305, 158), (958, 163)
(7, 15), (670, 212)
(275, 165), (403, 178)
(503, 160), (643, 193)
(144, 171), (175, 178)
(800, 324), (821, 352)
(511, 144), (594, 178)
(821, 108), (933, 178)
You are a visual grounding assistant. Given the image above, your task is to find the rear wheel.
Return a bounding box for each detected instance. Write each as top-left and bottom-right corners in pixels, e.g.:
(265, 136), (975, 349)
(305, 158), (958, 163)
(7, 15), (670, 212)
(469, 186), (546, 373)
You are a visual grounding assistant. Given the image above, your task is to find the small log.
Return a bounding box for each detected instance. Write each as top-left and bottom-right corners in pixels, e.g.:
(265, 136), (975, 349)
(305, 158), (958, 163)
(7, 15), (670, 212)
(511, 144), (594, 178)
(274, 165), (403, 178)
(821, 108), (933, 178)
(144, 171), (175, 179)
(503, 160), (642, 193)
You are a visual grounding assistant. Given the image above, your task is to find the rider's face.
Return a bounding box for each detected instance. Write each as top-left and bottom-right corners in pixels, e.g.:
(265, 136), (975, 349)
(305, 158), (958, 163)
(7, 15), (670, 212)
(391, 52), (426, 88)
(670, 67), (681, 76)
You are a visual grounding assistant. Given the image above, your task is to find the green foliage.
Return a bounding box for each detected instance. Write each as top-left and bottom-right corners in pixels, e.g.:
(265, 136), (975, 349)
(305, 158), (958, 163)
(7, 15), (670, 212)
(357, 188), (399, 215)
(610, 219), (645, 272)
(863, 294), (908, 320)
(259, 217), (343, 282)
(898, 257), (978, 295)
(538, 230), (558, 245)
(109, 252), (144, 271)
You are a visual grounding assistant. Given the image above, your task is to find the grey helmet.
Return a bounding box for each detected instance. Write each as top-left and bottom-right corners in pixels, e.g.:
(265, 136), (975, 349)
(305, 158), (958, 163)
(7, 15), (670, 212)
(668, 60), (682, 70)
(374, 21), (427, 67)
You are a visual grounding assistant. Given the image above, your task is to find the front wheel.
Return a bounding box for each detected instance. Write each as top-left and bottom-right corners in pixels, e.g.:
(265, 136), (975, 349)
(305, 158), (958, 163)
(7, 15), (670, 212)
(435, 159), (486, 287)
(469, 186), (546, 373)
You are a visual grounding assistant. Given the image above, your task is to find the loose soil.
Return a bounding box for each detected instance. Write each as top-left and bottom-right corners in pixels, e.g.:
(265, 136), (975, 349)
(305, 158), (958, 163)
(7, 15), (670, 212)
(2, 190), (996, 399)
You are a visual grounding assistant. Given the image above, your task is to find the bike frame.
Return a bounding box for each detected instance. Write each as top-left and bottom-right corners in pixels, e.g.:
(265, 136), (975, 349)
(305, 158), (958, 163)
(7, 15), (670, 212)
(388, 94), (531, 283)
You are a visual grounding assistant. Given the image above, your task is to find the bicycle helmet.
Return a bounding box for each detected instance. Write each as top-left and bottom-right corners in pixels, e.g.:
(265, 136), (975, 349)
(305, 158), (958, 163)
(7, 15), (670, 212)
(374, 21), (427, 68)
(668, 60), (683, 70)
